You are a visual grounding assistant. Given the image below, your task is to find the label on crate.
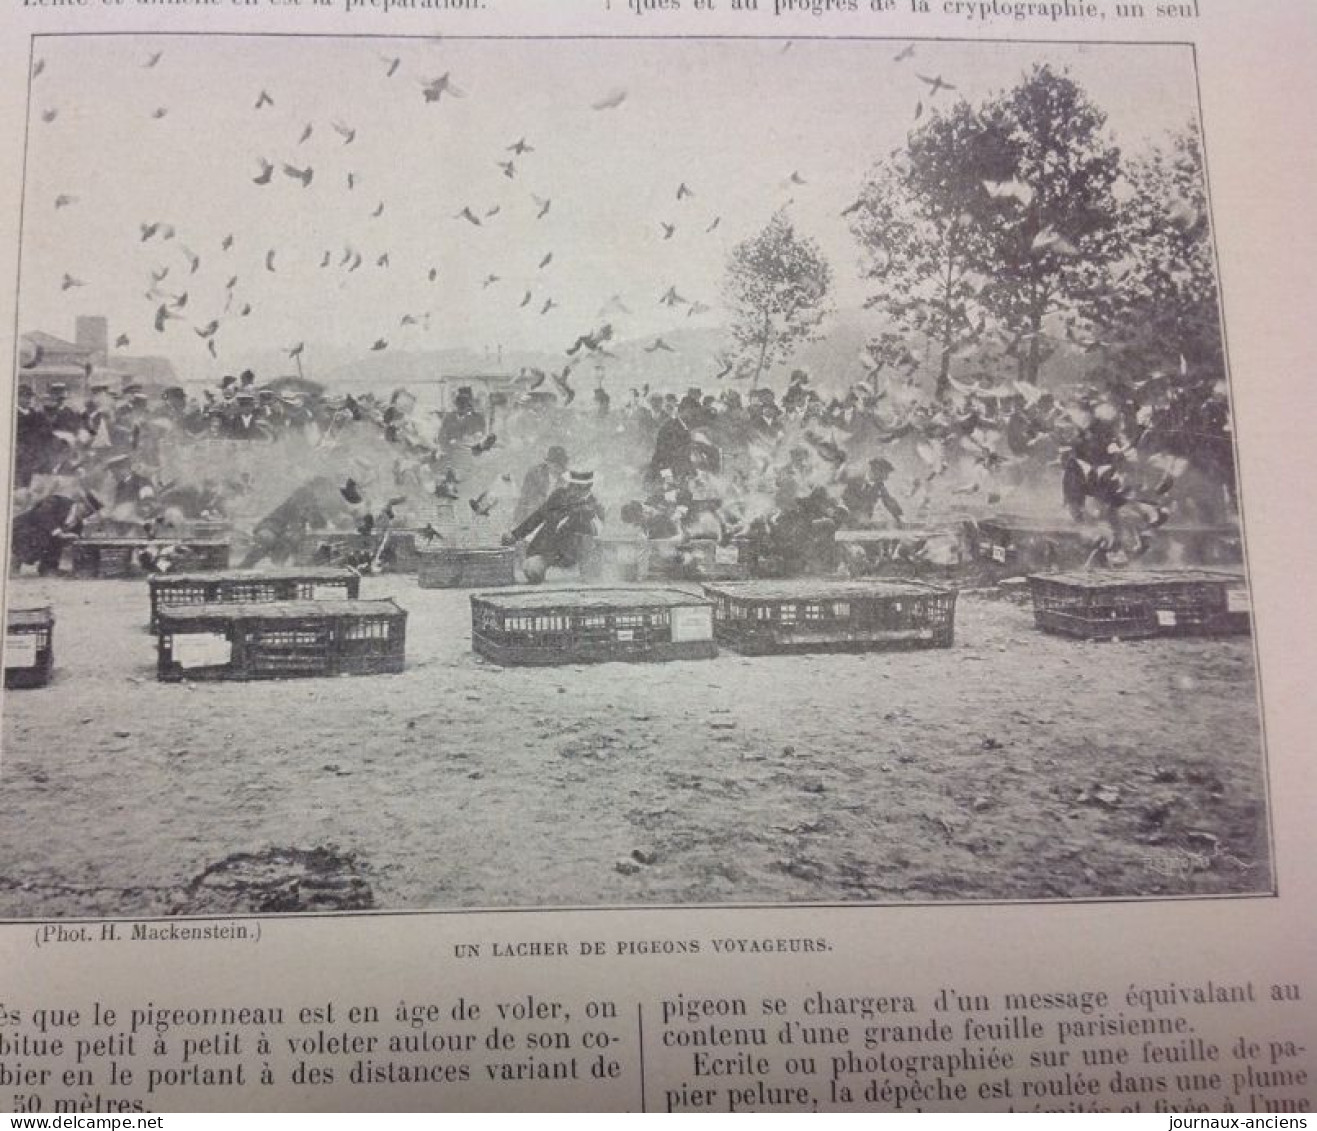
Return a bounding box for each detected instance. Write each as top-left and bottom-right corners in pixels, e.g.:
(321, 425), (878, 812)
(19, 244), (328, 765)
(1156, 609), (1178, 627)
(4, 635), (37, 668)
(714, 546), (740, 566)
(671, 606), (714, 643)
(1226, 588), (1250, 614)
(174, 632), (232, 669)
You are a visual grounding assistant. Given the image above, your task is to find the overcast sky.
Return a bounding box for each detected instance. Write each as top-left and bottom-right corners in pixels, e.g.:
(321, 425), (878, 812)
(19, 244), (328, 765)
(19, 35), (1202, 377)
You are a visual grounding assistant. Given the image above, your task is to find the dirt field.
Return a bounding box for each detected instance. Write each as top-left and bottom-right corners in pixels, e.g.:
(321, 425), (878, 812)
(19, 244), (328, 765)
(0, 573), (1272, 918)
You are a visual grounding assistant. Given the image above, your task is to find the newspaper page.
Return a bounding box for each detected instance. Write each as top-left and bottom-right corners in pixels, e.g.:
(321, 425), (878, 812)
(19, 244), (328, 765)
(0, 0), (1313, 1115)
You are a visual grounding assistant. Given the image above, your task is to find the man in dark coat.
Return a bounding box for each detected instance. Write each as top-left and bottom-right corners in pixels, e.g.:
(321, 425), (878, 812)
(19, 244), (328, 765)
(44, 384), (84, 438)
(438, 387), (487, 448)
(11, 489), (99, 575)
(649, 399), (697, 486)
(14, 386), (49, 488)
(107, 454), (155, 512)
(768, 486), (845, 577)
(841, 457), (904, 527)
(238, 475), (354, 567)
(224, 392), (270, 440)
(505, 470), (603, 582)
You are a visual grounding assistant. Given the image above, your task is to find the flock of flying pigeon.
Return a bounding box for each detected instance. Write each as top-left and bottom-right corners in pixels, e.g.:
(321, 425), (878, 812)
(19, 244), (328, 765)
(33, 41), (1013, 379)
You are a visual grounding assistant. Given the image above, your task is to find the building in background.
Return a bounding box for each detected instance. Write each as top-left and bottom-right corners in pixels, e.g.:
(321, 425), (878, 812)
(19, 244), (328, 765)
(17, 316), (177, 401)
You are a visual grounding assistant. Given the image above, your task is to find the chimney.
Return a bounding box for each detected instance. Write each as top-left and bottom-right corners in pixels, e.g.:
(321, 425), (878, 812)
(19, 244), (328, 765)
(76, 316), (109, 368)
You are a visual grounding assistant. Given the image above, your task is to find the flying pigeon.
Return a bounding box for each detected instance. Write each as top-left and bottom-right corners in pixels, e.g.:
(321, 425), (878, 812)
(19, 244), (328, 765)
(917, 73), (956, 96)
(422, 73), (465, 103)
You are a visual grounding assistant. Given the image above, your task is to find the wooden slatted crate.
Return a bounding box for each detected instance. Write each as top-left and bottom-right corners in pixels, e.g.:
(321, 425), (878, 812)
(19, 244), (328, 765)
(71, 537), (231, 579)
(834, 526), (967, 578)
(157, 599), (406, 682)
(148, 567), (361, 630)
(1027, 569), (1251, 639)
(1141, 523), (1244, 567)
(578, 536), (653, 583)
(294, 531), (374, 569)
(5, 606), (55, 689)
(418, 546), (517, 589)
(471, 587), (717, 666)
(702, 579), (957, 655)
(975, 516), (1095, 574)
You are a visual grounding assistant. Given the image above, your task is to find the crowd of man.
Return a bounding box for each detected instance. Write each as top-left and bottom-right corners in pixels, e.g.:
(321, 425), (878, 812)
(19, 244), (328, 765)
(9, 361), (1223, 579)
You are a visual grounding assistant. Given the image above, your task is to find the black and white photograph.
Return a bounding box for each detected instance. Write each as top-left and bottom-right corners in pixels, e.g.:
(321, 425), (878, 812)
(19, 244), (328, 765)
(0, 34), (1270, 918)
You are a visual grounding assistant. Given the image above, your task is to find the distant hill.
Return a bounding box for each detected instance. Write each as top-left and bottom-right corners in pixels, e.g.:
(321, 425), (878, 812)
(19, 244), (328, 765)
(209, 308), (1104, 402)
(297, 311), (889, 398)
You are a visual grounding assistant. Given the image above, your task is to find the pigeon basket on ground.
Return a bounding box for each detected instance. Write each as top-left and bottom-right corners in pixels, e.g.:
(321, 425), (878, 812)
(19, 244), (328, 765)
(71, 537), (231, 579)
(5, 606), (55, 689)
(975, 516), (1096, 575)
(680, 538), (751, 581)
(380, 530), (422, 573)
(1140, 523), (1244, 568)
(182, 519), (234, 542)
(701, 538), (753, 582)
(157, 599), (406, 682)
(643, 538), (750, 582)
(148, 567), (362, 630)
(1027, 569), (1251, 640)
(417, 546), (517, 589)
(83, 515), (150, 538)
(294, 531), (373, 569)
(577, 536), (652, 583)
(470, 587), (717, 666)
(702, 579), (958, 656)
(729, 532), (821, 580)
(833, 527), (967, 579)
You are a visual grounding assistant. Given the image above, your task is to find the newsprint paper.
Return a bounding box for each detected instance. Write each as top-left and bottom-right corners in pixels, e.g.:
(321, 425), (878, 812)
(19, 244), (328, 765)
(0, 0), (1313, 1115)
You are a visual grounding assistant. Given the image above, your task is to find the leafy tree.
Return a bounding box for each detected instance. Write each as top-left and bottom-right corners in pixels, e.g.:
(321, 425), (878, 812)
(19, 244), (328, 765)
(1084, 123), (1233, 491)
(861, 328), (921, 399)
(722, 210), (832, 388)
(849, 102), (1008, 399)
(972, 64), (1124, 384)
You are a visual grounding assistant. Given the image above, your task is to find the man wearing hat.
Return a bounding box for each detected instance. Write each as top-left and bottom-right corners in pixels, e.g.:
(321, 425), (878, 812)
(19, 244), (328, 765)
(504, 469), (603, 584)
(238, 475), (353, 568)
(11, 482), (101, 576)
(515, 444), (570, 526)
(14, 385), (49, 488)
(841, 456), (904, 528)
(224, 390), (270, 440)
(257, 387), (287, 430)
(158, 386), (204, 437)
(41, 384), (84, 472)
(748, 389), (783, 440)
(438, 386), (487, 448)
(649, 397), (700, 488)
(82, 381), (115, 449)
(44, 383), (83, 437)
(106, 454), (155, 512)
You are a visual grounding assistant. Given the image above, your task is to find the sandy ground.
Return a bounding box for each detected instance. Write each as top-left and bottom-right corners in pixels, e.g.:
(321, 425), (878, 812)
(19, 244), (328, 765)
(0, 573), (1271, 917)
